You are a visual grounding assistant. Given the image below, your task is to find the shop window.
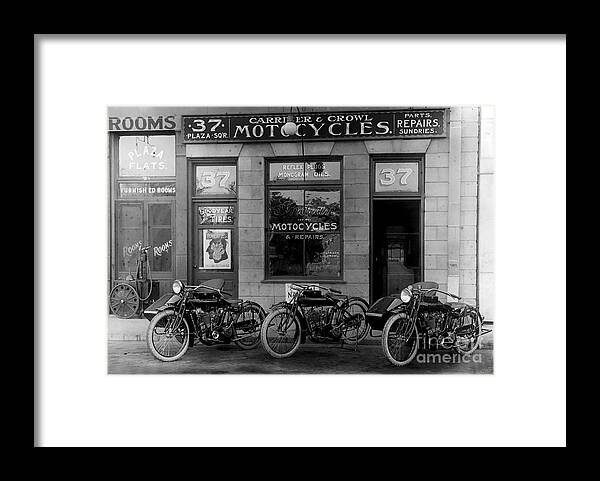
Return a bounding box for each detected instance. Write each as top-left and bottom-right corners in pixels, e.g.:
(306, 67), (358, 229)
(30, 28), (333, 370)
(266, 158), (342, 280)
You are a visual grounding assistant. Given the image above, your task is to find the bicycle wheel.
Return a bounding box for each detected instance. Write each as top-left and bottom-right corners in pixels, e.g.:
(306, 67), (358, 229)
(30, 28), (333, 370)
(382, 313), (419, 367)
(109, 283), (140, 318)
(260, 307), (302, 359)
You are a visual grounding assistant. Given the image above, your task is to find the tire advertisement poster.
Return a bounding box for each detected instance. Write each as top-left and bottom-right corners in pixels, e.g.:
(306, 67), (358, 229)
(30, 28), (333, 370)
(202, 229), (231, 269)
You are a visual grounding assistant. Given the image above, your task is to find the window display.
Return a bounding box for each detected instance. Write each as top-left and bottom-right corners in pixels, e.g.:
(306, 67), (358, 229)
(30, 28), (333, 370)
(266, 159), (342, 279)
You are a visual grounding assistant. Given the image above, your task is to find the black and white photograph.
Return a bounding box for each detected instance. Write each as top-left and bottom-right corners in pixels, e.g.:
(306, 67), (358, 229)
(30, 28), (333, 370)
(106, 105), (495, 374)
(35, 34), (566, 447)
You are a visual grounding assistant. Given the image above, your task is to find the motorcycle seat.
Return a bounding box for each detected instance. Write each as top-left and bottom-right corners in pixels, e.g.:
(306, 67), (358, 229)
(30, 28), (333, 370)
(225, 298), (243, 306)
(447, 302), (468, 309)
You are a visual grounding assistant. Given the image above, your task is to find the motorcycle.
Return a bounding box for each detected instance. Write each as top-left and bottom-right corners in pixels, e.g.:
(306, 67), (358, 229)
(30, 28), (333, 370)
(366, 281), (488, 366)
(260, 284), (369, 359)
(144, 278), (265, 362)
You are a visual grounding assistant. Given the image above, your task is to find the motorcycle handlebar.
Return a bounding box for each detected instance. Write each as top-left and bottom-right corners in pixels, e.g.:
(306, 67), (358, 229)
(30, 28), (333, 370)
(289, 284), (341, 295)
(415, 287), (461, 300)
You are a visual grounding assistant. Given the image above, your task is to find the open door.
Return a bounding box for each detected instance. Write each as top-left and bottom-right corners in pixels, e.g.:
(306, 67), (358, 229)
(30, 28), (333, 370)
(371, 199), (421, 300)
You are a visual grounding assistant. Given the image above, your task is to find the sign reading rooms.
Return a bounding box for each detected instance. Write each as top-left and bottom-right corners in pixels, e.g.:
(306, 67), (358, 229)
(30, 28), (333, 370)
(183, 109), (447, 143)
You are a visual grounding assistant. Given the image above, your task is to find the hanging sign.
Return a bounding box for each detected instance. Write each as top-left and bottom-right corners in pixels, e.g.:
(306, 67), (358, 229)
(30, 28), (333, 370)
(183, 109), (446, 143)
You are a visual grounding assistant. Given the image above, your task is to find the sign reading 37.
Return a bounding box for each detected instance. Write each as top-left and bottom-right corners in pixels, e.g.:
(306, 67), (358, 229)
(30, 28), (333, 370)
(374, 162), (420, 193)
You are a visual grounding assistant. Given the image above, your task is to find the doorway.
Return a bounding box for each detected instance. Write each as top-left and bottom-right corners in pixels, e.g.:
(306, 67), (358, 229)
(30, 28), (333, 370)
(188, 160), (239, 297)
(371, 199), (422, 301)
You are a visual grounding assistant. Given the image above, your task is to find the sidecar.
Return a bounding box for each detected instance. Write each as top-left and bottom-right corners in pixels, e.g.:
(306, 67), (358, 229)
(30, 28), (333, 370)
(143, 293), (180, 321)
(365, 281), (441, 331)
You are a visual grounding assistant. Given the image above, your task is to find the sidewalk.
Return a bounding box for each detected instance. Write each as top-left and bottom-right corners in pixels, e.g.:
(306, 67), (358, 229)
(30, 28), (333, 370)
(108, 340), (493, 374)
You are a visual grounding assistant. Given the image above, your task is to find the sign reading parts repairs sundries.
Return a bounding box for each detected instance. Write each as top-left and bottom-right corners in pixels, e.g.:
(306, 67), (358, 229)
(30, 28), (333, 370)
(182, 109), (446, 143)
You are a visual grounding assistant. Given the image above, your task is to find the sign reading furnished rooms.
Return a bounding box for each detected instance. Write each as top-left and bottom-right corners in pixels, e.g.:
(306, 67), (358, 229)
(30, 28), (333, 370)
(182, 109), (447, 143)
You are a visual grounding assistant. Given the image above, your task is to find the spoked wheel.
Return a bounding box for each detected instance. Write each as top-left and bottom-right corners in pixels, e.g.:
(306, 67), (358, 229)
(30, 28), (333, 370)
(382, 313), (419, 367)
(109, 283), (140, 318)
(260, 308), (302, 359)
(147, 310), (190, 362)
(340, 300), (369, 344)
(454, 308), (482, 355)
(234, 304), (264, 350)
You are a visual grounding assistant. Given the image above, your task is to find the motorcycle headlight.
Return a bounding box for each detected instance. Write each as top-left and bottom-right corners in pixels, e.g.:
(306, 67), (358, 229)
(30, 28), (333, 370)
(400, 288), (412, 303)
(172, 280), (184, 294)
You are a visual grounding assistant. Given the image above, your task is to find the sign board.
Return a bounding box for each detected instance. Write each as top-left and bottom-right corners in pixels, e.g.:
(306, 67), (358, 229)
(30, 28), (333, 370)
(198, 205), (235, 225)
(374, 162), (420, 194)
(285, 283), (319, 302)
(108, 114), (178, 131)
(118, 182), (176, 198)
(183, 109), (446, 143)
(202, 229), (232, 269)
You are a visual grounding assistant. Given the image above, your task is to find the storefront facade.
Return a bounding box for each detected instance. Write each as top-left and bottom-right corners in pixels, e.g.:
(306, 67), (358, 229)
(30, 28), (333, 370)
(108, 106), (495, 323)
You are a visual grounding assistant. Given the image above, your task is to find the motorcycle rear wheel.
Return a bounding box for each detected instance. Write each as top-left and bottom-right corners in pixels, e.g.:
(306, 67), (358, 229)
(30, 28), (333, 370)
(234, 304), (264, 350)
(382, 313), (419, 367)
(339, 299), (369, 344)
(454, 308), (482, 355)
(147, 310), (190, 362)
(260, 308), (302, 359)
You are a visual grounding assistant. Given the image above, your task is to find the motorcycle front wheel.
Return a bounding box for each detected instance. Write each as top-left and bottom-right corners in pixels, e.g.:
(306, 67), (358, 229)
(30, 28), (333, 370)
(260, 308), (302, 359)
(147, 310), (190, 362)
(382, 313), (419, 367)
(234, 304), (264, 350)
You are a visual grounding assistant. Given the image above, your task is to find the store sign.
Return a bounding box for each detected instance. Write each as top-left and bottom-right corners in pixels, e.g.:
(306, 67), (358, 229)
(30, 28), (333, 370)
(374, 162), (420, 194)
(183, 109), (446, 143)
(118, 182), (176, 198)
(198, 205), (235, 225)
(203, 229), (231, 269)
(118, 135), (176, 177)
(269, 161), (341, 182)
(108, 115), (178, 131)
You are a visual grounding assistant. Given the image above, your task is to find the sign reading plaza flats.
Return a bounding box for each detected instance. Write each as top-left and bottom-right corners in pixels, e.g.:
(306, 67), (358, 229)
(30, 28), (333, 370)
(183, 109), (446, 143)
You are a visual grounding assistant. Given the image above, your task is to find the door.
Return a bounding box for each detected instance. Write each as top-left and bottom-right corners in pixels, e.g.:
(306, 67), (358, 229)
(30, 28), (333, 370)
(371, 199), (422, 300)
(189, 160), (238, 296)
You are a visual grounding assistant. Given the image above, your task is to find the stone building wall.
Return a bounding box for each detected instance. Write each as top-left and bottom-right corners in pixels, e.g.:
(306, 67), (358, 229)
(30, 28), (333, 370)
(175, 106), (485, 313)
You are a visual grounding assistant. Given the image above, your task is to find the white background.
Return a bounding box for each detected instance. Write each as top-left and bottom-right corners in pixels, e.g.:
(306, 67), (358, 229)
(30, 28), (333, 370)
(36, 35), (566, 447)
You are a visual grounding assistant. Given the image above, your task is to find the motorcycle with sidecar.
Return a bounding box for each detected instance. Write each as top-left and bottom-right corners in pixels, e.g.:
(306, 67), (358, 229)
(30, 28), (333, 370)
(144, 278), (265, 362)
(366, 281), (489, 366)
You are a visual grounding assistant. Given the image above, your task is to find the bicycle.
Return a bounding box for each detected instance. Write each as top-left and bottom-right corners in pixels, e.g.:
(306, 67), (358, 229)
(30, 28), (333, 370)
(109, 245), (154, 318)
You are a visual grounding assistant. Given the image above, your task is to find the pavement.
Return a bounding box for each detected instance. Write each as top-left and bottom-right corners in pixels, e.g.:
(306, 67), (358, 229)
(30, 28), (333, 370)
(107, 315), (493, 374)
(108, 338), (493, 375)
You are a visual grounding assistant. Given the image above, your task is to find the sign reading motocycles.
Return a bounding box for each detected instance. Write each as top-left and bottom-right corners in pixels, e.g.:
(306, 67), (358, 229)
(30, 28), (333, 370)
(182, 109), (446, 143)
